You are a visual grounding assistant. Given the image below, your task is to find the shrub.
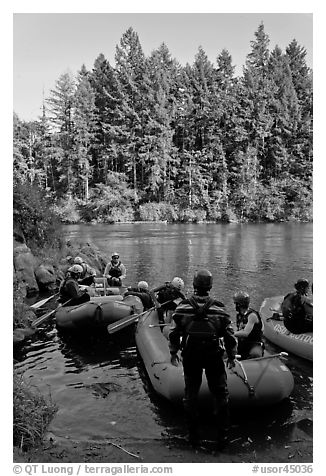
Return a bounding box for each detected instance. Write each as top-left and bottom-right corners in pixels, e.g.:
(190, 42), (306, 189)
(138, 202), (178, 222)
(13, 182), (62, 248)
(178, 208), (207, 223)
(13, 370), (57, 451)
(51, 195), (81, 223)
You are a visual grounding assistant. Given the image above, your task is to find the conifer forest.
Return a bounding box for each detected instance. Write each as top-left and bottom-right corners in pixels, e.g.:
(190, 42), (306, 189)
(13, 23), (313, 227)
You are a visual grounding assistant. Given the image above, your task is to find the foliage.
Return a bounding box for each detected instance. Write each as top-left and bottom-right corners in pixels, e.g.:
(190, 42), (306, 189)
(13, 22), (312, 223)
(13, 182), (62, 249)
(138, 202), (178, 222)
(52, 195), (81, 224)
(13, 370), (57, 451)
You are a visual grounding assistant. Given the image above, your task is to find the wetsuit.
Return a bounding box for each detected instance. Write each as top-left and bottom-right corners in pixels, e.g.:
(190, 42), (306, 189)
(104, 260), (126, 286)
(124, 288), (153, 310)
(77, 262), (96, 286)
(281, 292), (313, 334)
(59, 276), (90, 306)
(236, 308), (264, 359)
(169, 294), (237, 441)
(151, 282), (186, 323)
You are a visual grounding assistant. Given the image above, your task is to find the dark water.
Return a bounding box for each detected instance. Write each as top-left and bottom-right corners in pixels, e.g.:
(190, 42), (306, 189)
(15, 223), (313, 456)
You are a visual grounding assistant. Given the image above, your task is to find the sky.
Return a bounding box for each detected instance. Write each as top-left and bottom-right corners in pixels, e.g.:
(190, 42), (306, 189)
(13, 11), (313, 121)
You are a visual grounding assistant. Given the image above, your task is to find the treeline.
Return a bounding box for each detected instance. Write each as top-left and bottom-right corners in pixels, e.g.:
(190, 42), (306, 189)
(13, 23), (313, 224)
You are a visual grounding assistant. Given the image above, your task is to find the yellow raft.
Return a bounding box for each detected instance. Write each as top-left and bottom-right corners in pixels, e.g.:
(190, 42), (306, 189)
(260, 296), (313, 362)
(135, 308), (294, 408)
(55, 294), (143, 331)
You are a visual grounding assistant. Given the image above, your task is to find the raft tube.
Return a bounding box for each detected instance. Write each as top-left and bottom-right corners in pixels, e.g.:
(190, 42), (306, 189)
(55, 295), (143, 331)
(135, 308), (294, 408)
(83, 277), (127, 297)
(260, 296), (313, 361)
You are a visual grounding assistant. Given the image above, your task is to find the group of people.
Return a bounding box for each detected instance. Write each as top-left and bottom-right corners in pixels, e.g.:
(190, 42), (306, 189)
(59, 252), (312, 450)
(59, 252), (127, 305)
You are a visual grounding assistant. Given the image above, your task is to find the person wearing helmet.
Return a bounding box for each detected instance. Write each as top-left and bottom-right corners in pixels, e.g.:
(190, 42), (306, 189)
(233, 291), (264, 359)
(281, 278), (313, 334)
(124, 281), (153, 310)
(59, 265), (91, 306)
(73, 256), (97, 286)
(150, 277), (186, 324)
(168, 269), (237, 449)
(103, 253), (127, 287)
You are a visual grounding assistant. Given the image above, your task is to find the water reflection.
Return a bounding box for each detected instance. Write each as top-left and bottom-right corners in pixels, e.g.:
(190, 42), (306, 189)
(15, 223), (312, 454)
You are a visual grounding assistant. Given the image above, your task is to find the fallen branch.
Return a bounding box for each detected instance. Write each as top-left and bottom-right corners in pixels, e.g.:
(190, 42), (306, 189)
(109, 442), (141, 459)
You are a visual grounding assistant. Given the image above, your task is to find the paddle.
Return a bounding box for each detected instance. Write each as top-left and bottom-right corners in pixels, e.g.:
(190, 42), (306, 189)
(107, 300), (173, 335)
(107, 308), (151, 334)
(30, 293), (59, 310)
(31, 298), (74, 328)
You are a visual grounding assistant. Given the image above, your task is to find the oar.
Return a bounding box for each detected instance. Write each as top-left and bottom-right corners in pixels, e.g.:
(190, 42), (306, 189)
(107, 308), (151, 334)
(31, 298), (73, 328)
(30, 293), (59, 310)
(107, 300), (173, 335)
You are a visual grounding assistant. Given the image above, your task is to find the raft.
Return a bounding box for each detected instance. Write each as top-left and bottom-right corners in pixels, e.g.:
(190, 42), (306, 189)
(55, 295), (143, 331)
(260, 296), (313, 362)
(81, 277), (127, 297)
(135, 308), (294, 408)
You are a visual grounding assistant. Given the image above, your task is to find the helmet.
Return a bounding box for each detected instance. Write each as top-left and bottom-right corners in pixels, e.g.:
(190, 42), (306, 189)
(193, 269), (212, 290)
(171, 277), (185, 291)
(233, 291), (250, 308)
(294, 278), (309, 293)
(112, 252), (119, 258)
(68, 264), (83, 275)
(74, 256), (83, 265)
(138, 281), (149, 291)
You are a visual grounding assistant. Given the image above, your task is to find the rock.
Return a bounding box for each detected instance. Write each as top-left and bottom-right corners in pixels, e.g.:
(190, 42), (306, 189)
(13, 244), (39, 295)
(13, 222), (25, 244)
(35, 264), (57, 291)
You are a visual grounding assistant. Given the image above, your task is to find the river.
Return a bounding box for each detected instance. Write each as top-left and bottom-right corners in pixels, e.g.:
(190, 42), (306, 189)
(15, 223), (313, 461)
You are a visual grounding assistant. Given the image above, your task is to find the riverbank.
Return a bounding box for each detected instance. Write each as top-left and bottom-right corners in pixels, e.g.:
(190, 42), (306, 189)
(13, 425), (312, 463)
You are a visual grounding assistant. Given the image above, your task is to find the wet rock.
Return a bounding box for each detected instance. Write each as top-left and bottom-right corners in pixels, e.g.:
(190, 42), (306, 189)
(13, 243), (39, 295)
(35, 264), (57, 291)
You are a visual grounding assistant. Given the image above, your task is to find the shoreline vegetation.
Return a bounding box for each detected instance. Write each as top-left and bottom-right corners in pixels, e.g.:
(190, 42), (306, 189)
(13, 21), (312, 459)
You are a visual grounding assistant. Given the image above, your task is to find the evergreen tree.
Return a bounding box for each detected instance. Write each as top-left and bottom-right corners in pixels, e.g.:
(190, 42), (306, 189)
(73, 64), (98, 200)
(242, 22), (275, 180)
(46, 72), (76, 196)
(90, 53), (123, 183)
(145, 43), (179, 201)
(114, 27), (150, 198)
(266, 45), (300, 179)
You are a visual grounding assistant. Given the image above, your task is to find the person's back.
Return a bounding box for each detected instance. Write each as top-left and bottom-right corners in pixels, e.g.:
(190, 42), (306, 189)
(59, 265), (90, 306)
(281, 278), (313, 334)
(169, 269), (237, 449)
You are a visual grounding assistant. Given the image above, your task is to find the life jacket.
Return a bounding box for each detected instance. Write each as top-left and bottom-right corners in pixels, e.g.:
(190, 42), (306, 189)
(108, 260), (122, 278)
(236, 308), (263, 343)
(281, 292), (312, 333)
(282, 293), (305, 321)
(59, 276), (78, 300)
(182, 296), (221, 350)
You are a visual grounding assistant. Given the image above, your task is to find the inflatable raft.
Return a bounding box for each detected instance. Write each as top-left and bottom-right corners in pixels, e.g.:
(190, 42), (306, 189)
(83, 277), (127, 297)
(56, 294), (143, 331)
(135, 308), (294, 408)
(260, 296), (313, 362)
